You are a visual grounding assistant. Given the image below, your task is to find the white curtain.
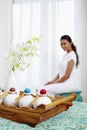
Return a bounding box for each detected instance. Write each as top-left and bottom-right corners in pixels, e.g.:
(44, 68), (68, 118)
(0, 0), (13, 87)
(13, 0), (75, 91)
(75, 0), (87, 102)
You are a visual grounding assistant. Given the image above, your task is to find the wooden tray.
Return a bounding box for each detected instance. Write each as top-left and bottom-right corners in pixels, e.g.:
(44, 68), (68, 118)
(0, 93), (76, 127)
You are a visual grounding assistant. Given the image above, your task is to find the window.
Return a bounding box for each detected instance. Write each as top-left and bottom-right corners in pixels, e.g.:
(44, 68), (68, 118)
(13, 0), (75, 88)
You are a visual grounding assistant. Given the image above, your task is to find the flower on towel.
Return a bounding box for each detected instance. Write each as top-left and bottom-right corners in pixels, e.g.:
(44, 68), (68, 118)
(5, 37), (40, 71)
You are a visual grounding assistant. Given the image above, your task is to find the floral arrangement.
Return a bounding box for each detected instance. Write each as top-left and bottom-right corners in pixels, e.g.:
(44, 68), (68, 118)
(6, 37), (40, 71)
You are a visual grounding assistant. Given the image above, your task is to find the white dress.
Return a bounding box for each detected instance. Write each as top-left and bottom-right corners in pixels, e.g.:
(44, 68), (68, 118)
(40, 51), (80, 95)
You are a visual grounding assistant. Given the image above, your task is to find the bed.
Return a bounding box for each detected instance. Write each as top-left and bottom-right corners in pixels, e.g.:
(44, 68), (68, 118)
(0, 101), (87, 130)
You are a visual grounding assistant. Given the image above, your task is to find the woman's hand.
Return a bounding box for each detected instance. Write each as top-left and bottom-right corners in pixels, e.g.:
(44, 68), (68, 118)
(44, 81), (55, 86)
(44, 74), (59, 86)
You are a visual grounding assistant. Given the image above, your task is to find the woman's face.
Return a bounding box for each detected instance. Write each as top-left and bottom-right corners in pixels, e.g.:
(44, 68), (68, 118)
(60, 39), (72, 52)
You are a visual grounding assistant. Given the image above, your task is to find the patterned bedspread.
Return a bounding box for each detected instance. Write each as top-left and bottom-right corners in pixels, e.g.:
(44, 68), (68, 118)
(0, 101), (87, 130)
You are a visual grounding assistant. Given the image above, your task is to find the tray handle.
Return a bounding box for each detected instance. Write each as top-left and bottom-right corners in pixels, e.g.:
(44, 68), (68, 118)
(45, 93), (76, 110)
(0, 92), (8, 99)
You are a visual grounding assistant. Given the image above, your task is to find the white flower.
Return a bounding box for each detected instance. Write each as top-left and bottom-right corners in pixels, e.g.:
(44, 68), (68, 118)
(6, 37), (40, 71)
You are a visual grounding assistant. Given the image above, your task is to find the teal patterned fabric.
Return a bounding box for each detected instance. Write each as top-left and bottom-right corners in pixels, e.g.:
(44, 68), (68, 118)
(0, 101), (87, 130)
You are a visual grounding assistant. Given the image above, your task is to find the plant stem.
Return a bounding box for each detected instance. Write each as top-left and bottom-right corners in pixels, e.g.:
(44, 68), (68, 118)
(12, 66), (15, 71)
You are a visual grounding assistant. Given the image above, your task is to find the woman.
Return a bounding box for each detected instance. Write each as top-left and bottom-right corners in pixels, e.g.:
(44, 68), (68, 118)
(41, 35), (80, 95)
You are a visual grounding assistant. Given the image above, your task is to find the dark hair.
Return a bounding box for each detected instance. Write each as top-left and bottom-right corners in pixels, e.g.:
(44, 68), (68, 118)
(60, 35), (79, 67)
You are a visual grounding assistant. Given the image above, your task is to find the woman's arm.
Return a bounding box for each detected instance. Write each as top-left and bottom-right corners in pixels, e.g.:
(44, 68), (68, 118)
(44, 74), (59, 85)
(55, 60), (74, 83)
(51, 74), (59, 82)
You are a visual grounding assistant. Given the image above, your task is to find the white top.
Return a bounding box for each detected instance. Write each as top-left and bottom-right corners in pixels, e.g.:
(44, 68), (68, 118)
(58, 51), (77, 83)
